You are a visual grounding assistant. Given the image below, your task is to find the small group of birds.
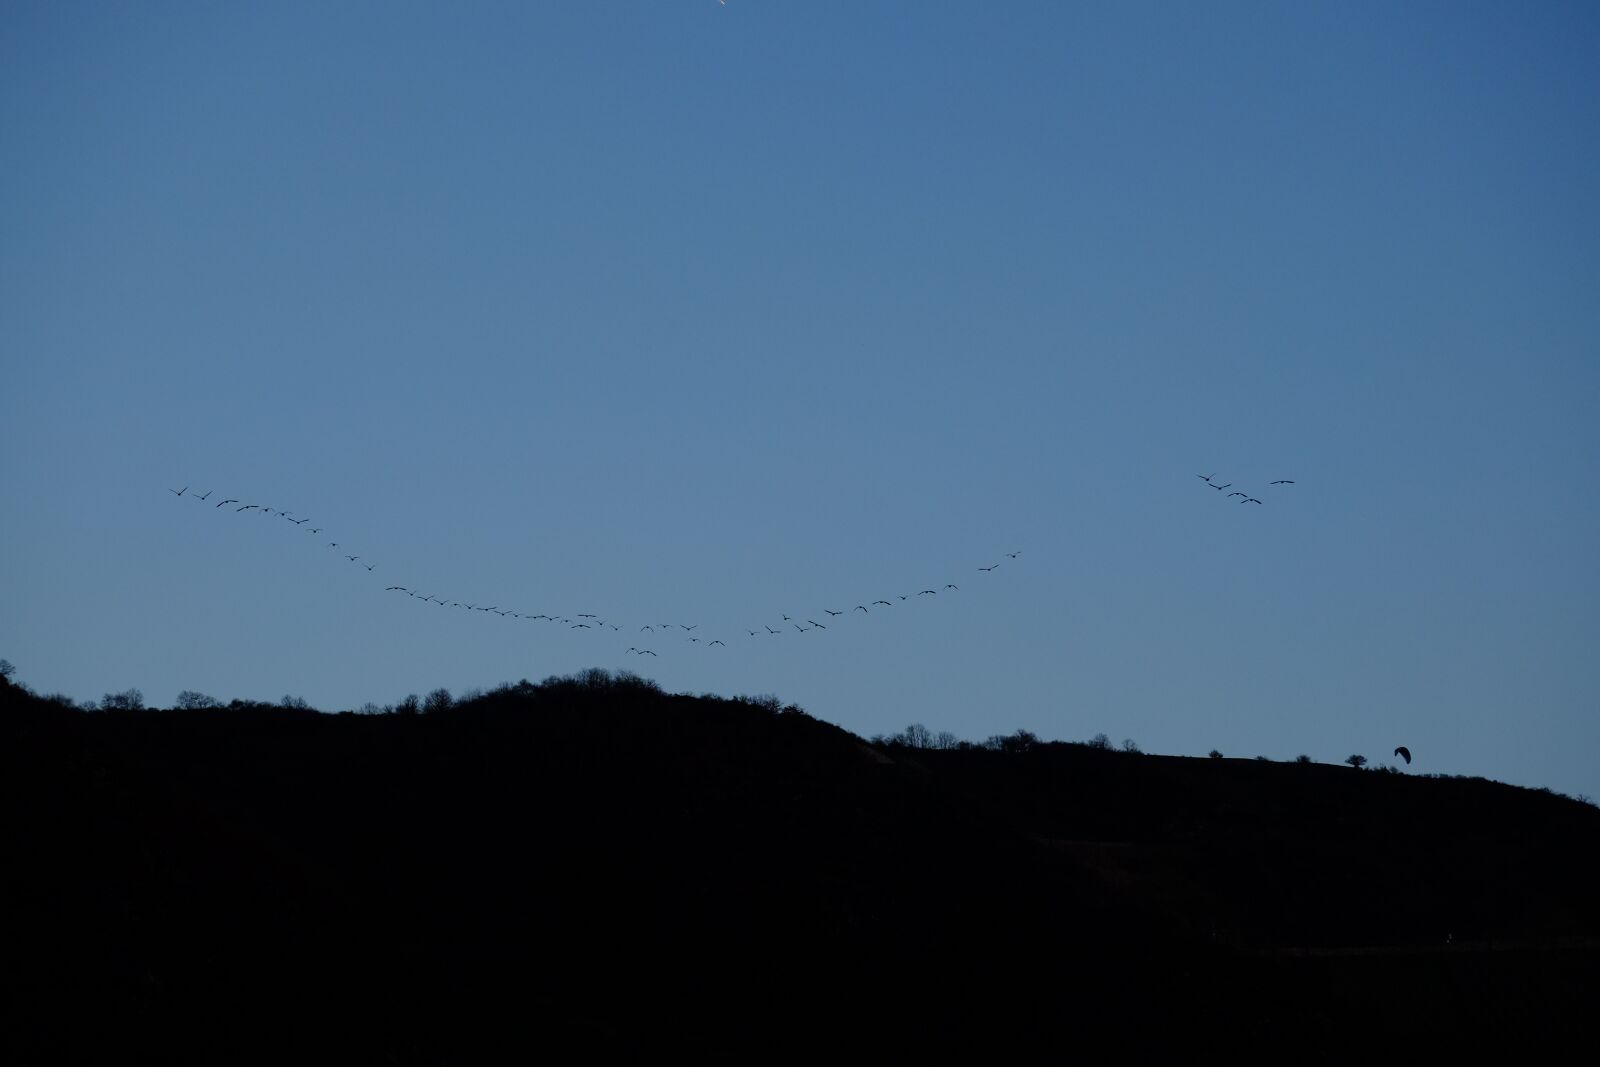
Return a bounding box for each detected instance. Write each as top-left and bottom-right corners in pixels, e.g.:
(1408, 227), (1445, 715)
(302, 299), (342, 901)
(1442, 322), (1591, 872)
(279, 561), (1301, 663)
(171, 483), (1020, 661)
(1197, 472), (1296, 507)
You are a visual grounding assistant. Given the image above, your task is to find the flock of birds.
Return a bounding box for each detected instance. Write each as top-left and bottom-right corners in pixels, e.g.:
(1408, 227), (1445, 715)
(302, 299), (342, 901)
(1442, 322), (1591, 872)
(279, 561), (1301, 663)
(168, 471), (1297, 659)
(1196, 472), (1294, 506)
(166, 484), (1025, 658)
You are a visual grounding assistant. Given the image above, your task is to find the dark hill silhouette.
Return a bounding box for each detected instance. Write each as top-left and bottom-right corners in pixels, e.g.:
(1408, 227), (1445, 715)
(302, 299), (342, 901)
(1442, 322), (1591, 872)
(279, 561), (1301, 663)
(3, 669), (1597, 1062)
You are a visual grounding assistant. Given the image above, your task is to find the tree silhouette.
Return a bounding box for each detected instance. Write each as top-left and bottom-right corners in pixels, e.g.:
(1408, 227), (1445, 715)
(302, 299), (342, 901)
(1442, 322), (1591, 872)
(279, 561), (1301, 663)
(1346, 754), (1367, 770)
(100, 688), (144, 711)
(175, 690), (219, 710)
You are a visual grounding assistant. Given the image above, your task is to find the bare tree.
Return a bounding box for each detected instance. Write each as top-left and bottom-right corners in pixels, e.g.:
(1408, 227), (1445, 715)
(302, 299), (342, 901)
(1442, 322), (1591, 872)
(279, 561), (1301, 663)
(100, 688), (144, 711)
(175, 690), (219, 710)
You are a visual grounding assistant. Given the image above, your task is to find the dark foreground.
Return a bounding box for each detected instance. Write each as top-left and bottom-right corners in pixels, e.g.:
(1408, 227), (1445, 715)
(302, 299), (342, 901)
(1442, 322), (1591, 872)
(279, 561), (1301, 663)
(4, 674), (1597, 1062)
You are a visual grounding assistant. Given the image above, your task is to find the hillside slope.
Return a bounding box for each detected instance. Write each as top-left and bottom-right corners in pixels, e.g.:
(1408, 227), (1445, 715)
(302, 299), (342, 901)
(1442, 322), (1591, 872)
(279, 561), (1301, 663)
(4, 673), (1596, 1062)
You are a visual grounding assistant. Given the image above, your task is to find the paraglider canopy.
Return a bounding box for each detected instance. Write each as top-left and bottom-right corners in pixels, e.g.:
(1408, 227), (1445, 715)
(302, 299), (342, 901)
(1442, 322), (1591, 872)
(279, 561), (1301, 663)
(1394, 746), (1411, 765)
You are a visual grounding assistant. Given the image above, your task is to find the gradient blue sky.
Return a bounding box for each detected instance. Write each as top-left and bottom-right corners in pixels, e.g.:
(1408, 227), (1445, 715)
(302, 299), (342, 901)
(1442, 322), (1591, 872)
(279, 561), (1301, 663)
(3, 2), (1596, 798)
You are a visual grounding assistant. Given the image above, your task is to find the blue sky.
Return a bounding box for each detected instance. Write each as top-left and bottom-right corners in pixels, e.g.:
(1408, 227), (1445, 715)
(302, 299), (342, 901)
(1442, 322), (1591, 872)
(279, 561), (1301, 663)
(3, 2), (1597, 799)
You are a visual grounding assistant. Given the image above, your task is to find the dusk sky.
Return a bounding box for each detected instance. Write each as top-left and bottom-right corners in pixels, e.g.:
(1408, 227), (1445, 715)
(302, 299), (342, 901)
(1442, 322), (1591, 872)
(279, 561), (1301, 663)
(3, 2), (1596, 800)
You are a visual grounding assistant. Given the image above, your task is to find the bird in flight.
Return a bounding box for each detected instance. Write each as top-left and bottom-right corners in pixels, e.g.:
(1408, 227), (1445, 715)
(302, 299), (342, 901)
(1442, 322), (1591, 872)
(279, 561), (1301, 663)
(194, 490), (212, 501)
(1211, 483), (1232, 490)
(825, 609), (843, 616)
(1269, 480), (1295, 485)
(945, 584), (959, 590)
(794, 623), (807, 632)
(217, 499), (238, 507)
(1242, 497), (1262, 505)
(807, 620), (826, 629)
(918, 590), (936, 596)
(979, 564), (999, 572)
(1227, 491), (1246, 498)
(1006, 551), (1021, 559)
(239, 504), (258, 512)
(1198, 474), (1215, 483)
(169, 486), (187, 496)
(364, 563), (375, 571)
(708, 639), (725, 646)
(639, 649), (657, 656)
(386, 586), (408, 592)
(681, 624), (698, 631)
(765, 625), (780, 634)
(873, 600), (892, 607)
(345, 555), (359, 562)
(855, 605), (869, 613)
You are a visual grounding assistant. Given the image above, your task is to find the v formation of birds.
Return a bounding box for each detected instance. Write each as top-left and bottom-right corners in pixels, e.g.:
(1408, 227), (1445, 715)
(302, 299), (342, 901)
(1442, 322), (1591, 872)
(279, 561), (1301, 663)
(164, 484), (1039, 657)
(167, 472), (1293, 658)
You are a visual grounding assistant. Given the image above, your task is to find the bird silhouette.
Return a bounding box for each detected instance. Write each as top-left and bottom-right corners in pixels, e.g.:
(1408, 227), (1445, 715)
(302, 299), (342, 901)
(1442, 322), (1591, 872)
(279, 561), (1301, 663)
(194, 490), (212, 501)
(1198, 474), (1214, 482)
(765, 625), (780, 634)
(807, 620), (826, 629)
(1211, 483), (1232, 490)
(345, 555), (359, 562)
(1227, 491), (1246, 498)
(945, 584), (959, 590)
(238, 505), (257, 512)
(169, 486), (187, 496)
(918, 590), (936, 596)
(979, 564), (999, 572)
(364, 563), (375, 571)
(1269, 480), (1295, 485)
(825, 609), (843, 616)
(217, 499), (238, 507)
(1006, 551), (1021, 558)
(855, 605), (869, 613)
(873, 600), (892, 607)
(386, 586), (407, 592)
(708, 639), (725, 646)
(1243, 497), (1262, 505)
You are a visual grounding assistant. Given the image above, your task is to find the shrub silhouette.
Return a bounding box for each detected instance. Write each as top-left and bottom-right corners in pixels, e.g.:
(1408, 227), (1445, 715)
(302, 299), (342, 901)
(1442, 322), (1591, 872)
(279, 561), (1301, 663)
(1209, 750), (1224, 759)
(1346, 754), (1368, 770)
